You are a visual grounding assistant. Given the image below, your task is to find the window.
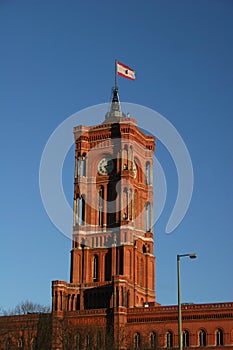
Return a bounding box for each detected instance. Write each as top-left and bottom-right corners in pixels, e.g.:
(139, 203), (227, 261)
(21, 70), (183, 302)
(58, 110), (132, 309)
(93, 255), (99, 282)
(134, 333), (140, 349)
(166, 332), (173, 348)
(199, 329), (206, 347)
(105, 251), (111, 281)
(86, 334), (90, 349)
(97, 331), (102, 348)
(216, 329), (223, 346)
(107, 184), (116, 225)
(126, 289), (130, 308)
(18, 338), (23, 350)
(75, 156), (80, 177)
(78, 195), (85, 225)
(146, 202), (151, 232)
(75, 156), (79, 177)
(140, 258), (144, 286)
(54, 291), (58, 311)
(129, 189), (133, 219)
(183, 330), (190, 347)
(81, 154), (86, 177)
(129, 145), (133, 170)
(31, 338), (37, 350)
(65, 334), (70, 349)
(98, 186), (104, 226)
(123, 145), (128, 170)
(75, 154), (87, 177)
(76, 333), (81, 350)
(31, 341), (34, 350)
(146, 162), (151, 185)
(6, 338), (11, 350)
(76, 294), (80, 310)
(134, 190), (137, 221)
(123, 188), (129, 220)
(150, 332), (156, 348)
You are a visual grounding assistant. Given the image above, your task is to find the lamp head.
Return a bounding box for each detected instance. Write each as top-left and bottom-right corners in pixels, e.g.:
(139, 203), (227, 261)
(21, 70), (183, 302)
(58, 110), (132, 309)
(189, 253), (197, 259)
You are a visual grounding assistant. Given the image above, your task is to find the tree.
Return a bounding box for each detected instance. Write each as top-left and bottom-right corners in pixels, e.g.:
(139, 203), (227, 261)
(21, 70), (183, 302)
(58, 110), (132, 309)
(1, 300), (51, 316)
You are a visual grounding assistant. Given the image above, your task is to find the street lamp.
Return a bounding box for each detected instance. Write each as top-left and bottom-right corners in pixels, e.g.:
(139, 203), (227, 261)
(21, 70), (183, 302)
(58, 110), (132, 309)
(177, 253), (197, 350)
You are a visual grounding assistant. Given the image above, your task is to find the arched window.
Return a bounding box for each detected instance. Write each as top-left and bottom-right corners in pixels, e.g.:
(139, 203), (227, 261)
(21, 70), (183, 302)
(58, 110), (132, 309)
(76, 156), (81, 177)
(76, 333), (81, 350)
(183, 330), (190, 347)
(125, 289), (130, 308)
(18, 338), (23, 349)
(105, 251), (111, 281)
(146, 162), (151, 185)
(150, 332), (156, 348)
(140, 258), (144, 286)
(65, 334), (70, 349)
(129, 145), (134, 169)
(81, 154), (86, 177)
(134, 157), (142, 183)
(31, 338), (37, 350)
(166, 331), (173, 348)
(127, 250), (132, 279)
(73, 198), (77, 225)
(129, 189), (133, 219)
(86, 334), (90, 349)
(98, 186), (104, 226)
(75, 157), (78, 178)
(134, 333), (140, 349)
(97, 331), (102, 348)
(137, 257), (140, 284)
(93, 255), (99, 282)
(134, 190), (137, 221)
(78, 195), (85, 225)
(6, 338), (11, 350)
(123, 188), (129, 220)
(216, 329), (223, 346)
(122, 145), (128, 170)
(146, 202), (151, 232)
(199, 329), (207, 347)
(107, 184), (116, 226)
(54, 291), (58, 311)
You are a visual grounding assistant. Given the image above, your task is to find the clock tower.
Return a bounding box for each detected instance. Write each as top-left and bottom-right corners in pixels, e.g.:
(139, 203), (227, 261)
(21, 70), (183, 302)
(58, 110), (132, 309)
(52, 87), (157, 314)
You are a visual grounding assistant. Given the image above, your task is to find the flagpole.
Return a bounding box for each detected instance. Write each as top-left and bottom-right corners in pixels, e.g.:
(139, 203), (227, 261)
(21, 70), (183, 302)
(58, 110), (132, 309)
(114, 59), (117, 90)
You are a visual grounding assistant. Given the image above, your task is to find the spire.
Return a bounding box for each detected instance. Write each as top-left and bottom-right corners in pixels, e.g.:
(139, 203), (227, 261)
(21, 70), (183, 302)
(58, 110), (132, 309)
(111, 87), (121, 113)
(104, 87), (126, 123)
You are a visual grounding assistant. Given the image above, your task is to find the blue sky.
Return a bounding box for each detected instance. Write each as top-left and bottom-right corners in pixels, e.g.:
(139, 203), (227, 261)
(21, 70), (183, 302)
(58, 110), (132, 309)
(0, 0), (233, 310)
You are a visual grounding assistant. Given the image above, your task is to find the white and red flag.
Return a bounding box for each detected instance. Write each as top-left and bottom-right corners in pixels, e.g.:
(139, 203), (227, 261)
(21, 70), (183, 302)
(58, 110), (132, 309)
(116, 61), (136, 80)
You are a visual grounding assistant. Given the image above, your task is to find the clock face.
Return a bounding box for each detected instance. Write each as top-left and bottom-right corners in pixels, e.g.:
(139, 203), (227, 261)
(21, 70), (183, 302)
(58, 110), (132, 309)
(98, 158), (114, 175)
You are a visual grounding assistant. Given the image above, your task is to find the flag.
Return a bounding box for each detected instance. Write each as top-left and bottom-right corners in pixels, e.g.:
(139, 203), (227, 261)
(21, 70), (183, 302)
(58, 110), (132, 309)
(116, 61), (136, 80)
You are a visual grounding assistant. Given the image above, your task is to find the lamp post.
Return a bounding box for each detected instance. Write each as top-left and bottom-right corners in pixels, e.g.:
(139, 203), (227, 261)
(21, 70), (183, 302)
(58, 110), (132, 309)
(177, 253), (197, 350)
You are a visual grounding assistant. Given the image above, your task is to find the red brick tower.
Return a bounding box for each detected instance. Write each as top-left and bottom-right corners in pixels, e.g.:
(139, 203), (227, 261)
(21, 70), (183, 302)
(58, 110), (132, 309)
(52, 88), (157, 314)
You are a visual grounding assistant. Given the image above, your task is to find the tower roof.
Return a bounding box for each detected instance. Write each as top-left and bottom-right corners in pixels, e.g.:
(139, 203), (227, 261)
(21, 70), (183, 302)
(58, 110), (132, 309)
(104, 87), (126, 123)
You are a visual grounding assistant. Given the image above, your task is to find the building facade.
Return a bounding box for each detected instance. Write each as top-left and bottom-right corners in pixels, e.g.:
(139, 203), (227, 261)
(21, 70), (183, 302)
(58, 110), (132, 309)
(0, 89), (232, 349)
